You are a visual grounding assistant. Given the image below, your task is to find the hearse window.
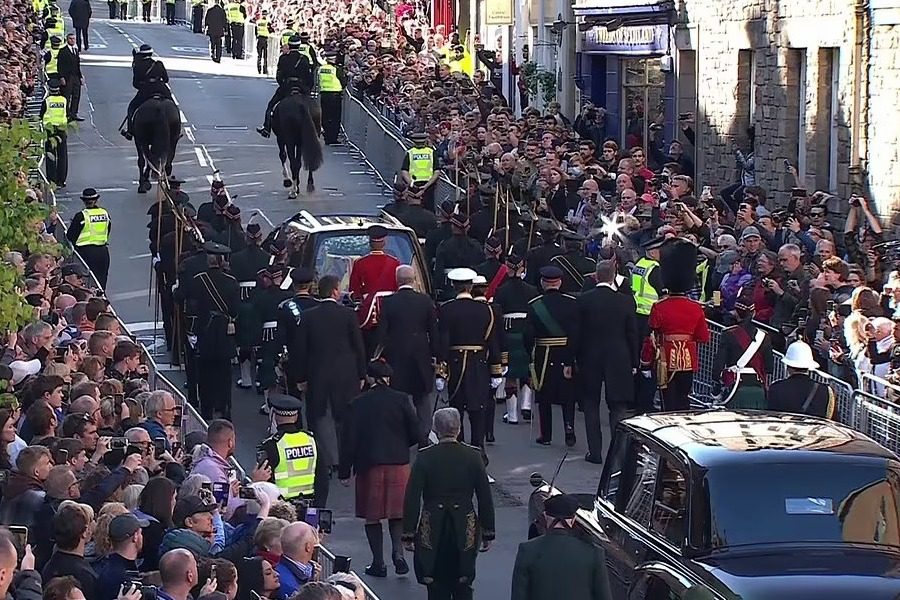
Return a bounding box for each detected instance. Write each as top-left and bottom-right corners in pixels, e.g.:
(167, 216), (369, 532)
(650, 459), (688, 547)
(599, 432), (629, 504)
(623, 443), (659, 527)
(312, 232), (425, 294)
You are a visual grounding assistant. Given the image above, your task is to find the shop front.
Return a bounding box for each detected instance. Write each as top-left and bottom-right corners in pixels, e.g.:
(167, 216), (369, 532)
(574, 0), (676, 153)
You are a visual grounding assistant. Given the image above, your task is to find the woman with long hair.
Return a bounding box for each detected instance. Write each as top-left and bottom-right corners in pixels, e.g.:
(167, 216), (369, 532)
(0, 408), (17, 470)
(136, 476), (176, 572)
(236, 556), (281, 600)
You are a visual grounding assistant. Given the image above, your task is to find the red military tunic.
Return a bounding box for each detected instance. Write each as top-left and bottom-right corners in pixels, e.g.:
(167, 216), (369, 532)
(641, 295), (710, 385)
(348, 250), (401, 329)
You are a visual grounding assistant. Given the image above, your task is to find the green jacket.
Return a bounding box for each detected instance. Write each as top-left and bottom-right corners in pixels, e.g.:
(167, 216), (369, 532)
(511, 529), (614, 600)
(402, 440), (495, 585)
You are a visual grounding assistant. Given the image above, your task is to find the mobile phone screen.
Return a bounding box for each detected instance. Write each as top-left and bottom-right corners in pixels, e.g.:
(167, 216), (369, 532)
(304, 507), (320, 529)
(318, 509), (333, 534)
(7, 526), (27, 559)
(211, 482), (229, 505)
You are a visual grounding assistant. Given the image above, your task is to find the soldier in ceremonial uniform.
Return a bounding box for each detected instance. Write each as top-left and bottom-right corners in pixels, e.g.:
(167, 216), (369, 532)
(348, 225), (401, 358)
(433, 214), (483, 301)
(197, 180), (228, 223)
(257, 393), (327, 507)
(473, 236), (504, 300)
(472, 276), (505, 445)
(230, 223), (271, 389)
(640, 238), (710, 411)
(278, 268), (319, 419)
(712, 297), (773, 409)
(180, 242), (240, 419)
(403, 407), (494, 600)
(424, 200), (455, 272)
(525, 266), (580, 447)
(252, 264), (293, 403)
(525, 225), (563, 287)
(551, 231), (596, 295)
(436, 269), (503, 460)
(492, 254), (538, 424)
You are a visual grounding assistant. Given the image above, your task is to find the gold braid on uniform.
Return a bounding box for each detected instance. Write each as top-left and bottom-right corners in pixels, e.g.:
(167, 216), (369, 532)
(485, 308), (503, 376)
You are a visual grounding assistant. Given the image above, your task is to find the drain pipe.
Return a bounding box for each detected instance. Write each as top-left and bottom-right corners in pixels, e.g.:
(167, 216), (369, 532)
(850, 0), (870, 191)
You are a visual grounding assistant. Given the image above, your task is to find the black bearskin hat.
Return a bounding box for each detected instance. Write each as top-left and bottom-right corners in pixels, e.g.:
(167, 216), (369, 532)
(660, 237), (698, 294)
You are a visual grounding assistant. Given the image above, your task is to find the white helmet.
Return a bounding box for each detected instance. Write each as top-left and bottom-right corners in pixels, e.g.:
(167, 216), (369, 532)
(782, 341), (819, 370)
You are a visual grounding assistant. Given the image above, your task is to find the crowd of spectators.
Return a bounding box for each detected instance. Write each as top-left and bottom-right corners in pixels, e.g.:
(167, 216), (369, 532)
(0, 0), (40, 122)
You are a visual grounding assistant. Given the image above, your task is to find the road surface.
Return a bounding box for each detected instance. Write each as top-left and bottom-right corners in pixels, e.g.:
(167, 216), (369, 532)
(59, 15), (611, 598)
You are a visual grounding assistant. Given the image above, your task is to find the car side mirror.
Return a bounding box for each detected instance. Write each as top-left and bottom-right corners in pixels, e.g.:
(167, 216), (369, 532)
(529, 472), (544, 488)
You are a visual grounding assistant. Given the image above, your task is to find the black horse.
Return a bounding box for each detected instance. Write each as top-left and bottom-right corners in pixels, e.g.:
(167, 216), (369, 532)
(133, 96), (182, 193)
(272, 92), (323, 198)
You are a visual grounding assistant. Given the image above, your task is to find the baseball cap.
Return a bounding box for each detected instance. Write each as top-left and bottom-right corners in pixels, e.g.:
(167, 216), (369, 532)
(108, 513), (150, 542)
(740, 225), (762, 241)
(173, 495), (218, 527)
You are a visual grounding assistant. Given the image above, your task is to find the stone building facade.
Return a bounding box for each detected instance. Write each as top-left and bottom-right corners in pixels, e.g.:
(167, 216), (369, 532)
(572, 0), (900, 221)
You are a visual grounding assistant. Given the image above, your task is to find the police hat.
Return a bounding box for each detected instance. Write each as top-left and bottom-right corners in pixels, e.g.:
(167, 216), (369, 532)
(447, 267), (477, 284)
(48, 80), (60, 92)
(80, 188), (100, 202)
(291, 266), (315, 285)
(299, 31), (310, 40)
(484, 236), (502, 253)
(288, 34), (302, 48)
(409, 131), (428, 143)
(135, 43), (153, 56)
(539, 265), (563, 282)
(246, 223), (263, 239)
(323, 50), (338, 59)
(49, 35), (61, 46)
(544, 493), (579, 519)
(367, 359), (392, 379)
(267, 393), (302, 417)
(367, 225), (388, 241)
(641, 235), (667, 251)
(202, 241), (231, 255)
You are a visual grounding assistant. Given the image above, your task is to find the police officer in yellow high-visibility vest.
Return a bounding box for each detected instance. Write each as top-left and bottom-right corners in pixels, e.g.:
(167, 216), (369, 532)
(42, 80), (68, 188)
(191, 0), (205, 33)
(224, 0), (245, 59)
(630, 237), (664, 335)
(66, 188), (112, 289)
(165, 0), (176, 25)
(279, 21), (296, 51)
(400, 132), (441, 212)
(254, 9), (270, 74)
(295, 31), (319, 69)
(42, 17), (64, 50)
(318, 50), (343, 145)
(258, 394), (328, 506)
(44, 36), (62, 78)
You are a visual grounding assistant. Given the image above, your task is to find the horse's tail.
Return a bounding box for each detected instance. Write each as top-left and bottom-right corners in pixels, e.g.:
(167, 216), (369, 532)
(296, 99), (323, 172)
(149, 101), (171, 174)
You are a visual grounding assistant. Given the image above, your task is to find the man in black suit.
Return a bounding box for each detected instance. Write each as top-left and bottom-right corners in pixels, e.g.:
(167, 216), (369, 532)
(57, 34), (83, 122)
(204, 0), (227, 63)
(376, 265), (437, 447)
(296, 275), (366, 485)
(576, 259), (638, 464)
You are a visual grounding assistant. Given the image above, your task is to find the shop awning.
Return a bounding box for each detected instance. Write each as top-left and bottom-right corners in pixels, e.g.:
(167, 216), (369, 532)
(573, 0), (675, 22)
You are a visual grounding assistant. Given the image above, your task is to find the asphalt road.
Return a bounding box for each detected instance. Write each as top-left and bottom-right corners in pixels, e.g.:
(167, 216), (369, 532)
(59, 15), (611, 598)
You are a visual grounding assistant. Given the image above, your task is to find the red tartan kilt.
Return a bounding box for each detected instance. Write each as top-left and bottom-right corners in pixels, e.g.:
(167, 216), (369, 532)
(354, 464), (411, 521)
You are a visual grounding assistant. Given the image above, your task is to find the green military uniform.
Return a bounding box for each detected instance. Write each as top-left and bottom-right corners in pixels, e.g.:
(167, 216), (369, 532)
(174, 243), (209, 405)
(251, 265), (292, 391)
(402, 439), (495, 598)
(551, 232), (596, 295)
(230, 229), (271, 389)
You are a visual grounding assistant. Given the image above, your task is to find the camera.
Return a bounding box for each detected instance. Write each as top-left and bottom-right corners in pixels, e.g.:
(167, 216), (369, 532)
(238, 486), (258, 500)
(849, 195), (861, 207)
(110, 437), (128, 450)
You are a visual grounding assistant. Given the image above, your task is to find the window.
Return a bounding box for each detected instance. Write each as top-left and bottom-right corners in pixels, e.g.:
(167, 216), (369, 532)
(312, 232), (424, 294)
(623, 443), (659, 526)
(786, 49), (807, 180)
(650, 459), (688, 547)
(815, 48), (840, 192)
(621, 58), (666, 155)
(599, 432), (629, 504)
(735, 50), (755, 152)
(676, 49), (697, 178)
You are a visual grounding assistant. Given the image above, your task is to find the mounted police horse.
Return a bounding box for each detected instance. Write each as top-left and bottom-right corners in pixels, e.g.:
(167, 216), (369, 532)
(272, 90), (323, 198)
(133, 96), (182, 193)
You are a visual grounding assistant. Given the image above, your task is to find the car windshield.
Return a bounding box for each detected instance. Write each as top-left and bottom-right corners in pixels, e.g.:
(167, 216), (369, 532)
(704, 460), (900, 550)
(313, 231), (426, 294)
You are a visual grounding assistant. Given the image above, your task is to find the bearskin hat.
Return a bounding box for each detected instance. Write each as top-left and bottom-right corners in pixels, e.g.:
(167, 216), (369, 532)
(660, 237), (698, 294)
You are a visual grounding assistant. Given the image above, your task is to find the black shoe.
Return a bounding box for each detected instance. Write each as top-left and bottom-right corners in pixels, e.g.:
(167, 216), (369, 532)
(485, 432), (495, 444)
(121, 130), (133, 140)
(256, 127), (270, 138)
(72, 116), (85, 122)
(521, 409), (532, 421)
(585, 453), (603, 465)
(565, 429), (576, 447)
(365, 564), (387, 578)
(535, 437), (551, 446)
(393, 556), (409, 575)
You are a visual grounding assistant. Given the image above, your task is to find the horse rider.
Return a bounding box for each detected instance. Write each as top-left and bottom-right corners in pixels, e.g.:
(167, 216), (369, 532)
(121, 44), (173, 140)
(256, 34), (313, 138)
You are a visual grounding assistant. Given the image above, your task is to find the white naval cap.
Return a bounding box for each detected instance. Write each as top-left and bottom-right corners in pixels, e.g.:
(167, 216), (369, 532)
(472, 275), (487, 285)
(447, 267), (478, 283)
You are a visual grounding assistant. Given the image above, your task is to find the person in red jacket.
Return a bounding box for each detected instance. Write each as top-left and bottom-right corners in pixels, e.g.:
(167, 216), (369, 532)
(641, 238), (710, 411)
(349, 225), (401, 357)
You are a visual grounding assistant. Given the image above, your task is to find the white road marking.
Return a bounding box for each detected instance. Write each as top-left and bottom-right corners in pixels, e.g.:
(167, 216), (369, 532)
(184, 127), (195, 142)
(179, 110), (188, 123)
(96, 187), (129, 192)
(107, 289), (151, 301)
(123, 321), (165, 332)
(129, 253), (153, 259)
(194, 147), (207, 167)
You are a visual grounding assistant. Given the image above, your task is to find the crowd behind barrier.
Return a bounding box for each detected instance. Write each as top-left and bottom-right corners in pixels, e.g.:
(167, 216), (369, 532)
(341, 87), (900, 454)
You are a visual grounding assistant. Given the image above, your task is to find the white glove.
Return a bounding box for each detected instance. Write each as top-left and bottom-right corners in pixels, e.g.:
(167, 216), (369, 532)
(641, 370), (652, 379)
(501, 366), (508, 376)
(435, 378), (446, 392)
(490, 377), (503, 389)
(152, 256), (160, 267)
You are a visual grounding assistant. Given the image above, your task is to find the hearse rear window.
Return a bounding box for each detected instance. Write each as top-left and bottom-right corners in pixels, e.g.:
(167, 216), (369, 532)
(704, 462), (900, 549)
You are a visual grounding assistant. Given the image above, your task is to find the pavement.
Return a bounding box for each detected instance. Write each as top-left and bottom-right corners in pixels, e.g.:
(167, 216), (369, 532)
(59, 16), (612, 599)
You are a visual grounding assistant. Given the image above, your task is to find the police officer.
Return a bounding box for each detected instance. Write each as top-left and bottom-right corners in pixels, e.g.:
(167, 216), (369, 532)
(253, 264), (292, 401)
(277, 267), (319, 417)
(122, 44), (172, 140)
(165, 0), (176, 24)
(41, 16), (64, 50)
(182, 242), (239, 420)
(632, 236), (664, 338)
(492, 254), (538, 424)
(318, 50), (343, 145)
(66, 188), (111, 289)
(295, 31), (319, 69)
(257, 393), (329, 507)
(141, 0), (152, 21)
(436, 268), (503, 461)
(433, 213), (483, 301)
(279, 19), (296, 50)
(256, 34), (313, 138)
(191, 0), (205, 33)
(551, 231), (596, 294)
(525, 266), (580, 447)
(254, 9), (270, 74)
(41, 79), (68, 188)
(400, 132), (441, 211)
(224, 0), (245, 59)
(44, 35), (62, 79)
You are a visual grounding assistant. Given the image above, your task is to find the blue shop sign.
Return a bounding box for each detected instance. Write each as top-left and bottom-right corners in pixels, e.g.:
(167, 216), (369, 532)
(582, 23), (668, 55)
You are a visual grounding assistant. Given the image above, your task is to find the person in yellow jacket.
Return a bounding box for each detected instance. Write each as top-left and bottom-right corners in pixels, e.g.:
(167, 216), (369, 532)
(191, 0), (205, 33)
(253, 9), (270, 74)
(224, 0), (246, 59)
(165, 0), (176, 24)
(66, 188), (112, 289)
(257, 394), (328, 507)
(318, 50), (343, 144)
(44, 36), (62, 78)
(41, 80), (68, 187)
(400, 132), (441, 212)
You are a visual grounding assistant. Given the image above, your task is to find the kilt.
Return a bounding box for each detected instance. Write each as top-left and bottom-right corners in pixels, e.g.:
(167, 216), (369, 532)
(355, 463), (411, 521)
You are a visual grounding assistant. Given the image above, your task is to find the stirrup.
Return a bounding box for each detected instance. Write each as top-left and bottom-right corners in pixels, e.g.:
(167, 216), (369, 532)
(256, 127), (270, 138)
